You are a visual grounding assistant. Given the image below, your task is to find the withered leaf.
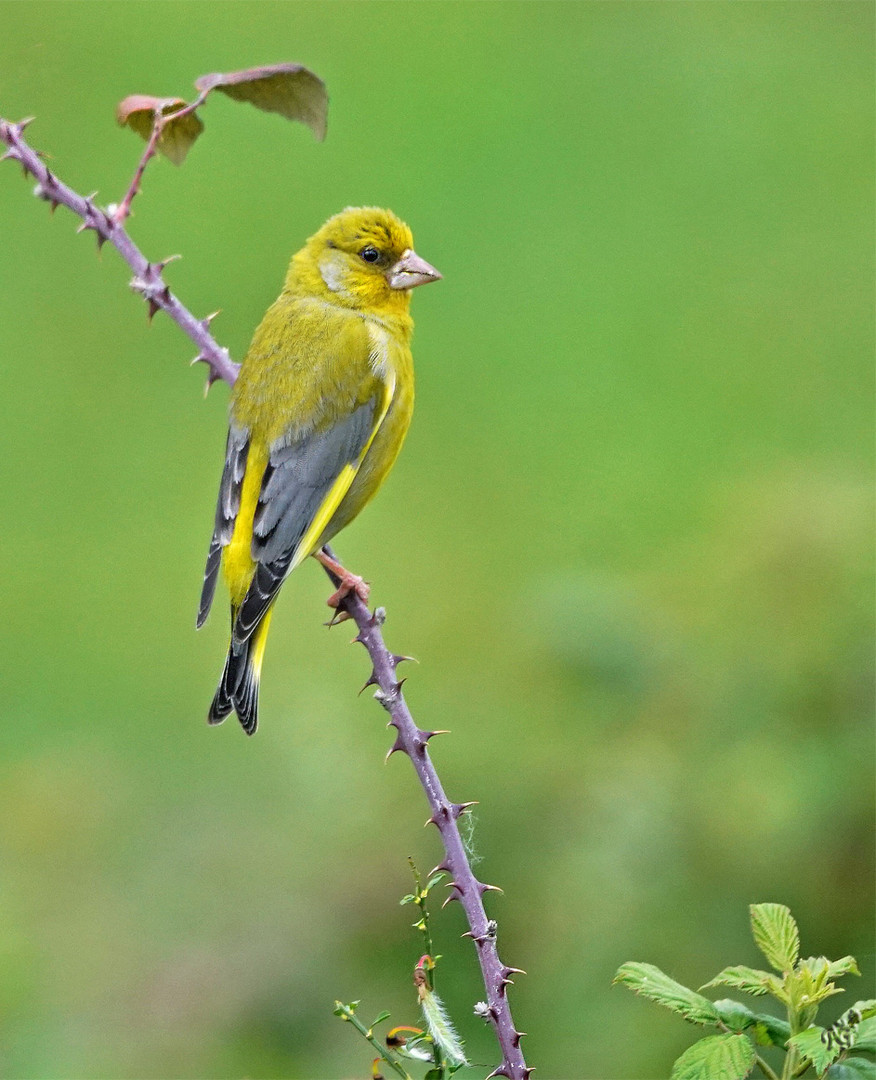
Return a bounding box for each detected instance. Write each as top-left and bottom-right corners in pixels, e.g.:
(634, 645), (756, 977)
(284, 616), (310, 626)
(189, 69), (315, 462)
(116, 95), (205, 166)
(195, 63), (328, 141)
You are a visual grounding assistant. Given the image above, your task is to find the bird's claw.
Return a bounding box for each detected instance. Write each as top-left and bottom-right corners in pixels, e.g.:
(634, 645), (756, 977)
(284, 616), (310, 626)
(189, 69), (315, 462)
(326, 571), (370, 609)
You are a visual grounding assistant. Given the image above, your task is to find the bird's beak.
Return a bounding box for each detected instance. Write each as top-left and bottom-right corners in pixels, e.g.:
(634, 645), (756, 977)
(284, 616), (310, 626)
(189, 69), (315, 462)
(387, 248), (442, 290)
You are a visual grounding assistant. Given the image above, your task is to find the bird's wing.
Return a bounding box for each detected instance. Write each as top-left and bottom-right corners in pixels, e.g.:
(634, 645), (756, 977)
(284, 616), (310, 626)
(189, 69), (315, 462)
(198, 425), (249, 628)
(232, 375), (395, 642)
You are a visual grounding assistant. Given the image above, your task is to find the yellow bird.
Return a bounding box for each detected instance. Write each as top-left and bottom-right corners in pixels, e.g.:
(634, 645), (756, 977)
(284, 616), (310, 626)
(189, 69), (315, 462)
(197, 207), (441, 734)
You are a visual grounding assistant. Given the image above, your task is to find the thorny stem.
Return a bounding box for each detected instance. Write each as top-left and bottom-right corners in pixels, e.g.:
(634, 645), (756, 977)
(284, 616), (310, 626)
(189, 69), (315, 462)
(0, 117), (530, 1080)
(323, 558), (530, 1080)
(0, 117), (239, 388)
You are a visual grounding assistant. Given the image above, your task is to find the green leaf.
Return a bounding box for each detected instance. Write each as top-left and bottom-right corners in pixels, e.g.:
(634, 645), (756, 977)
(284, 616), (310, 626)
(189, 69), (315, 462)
(827, 956), (862, 980)
(195, 63), (328, 140)
(701, 966), (781, 997)
(853, 1014), (876, 1053)
(752, 1014), (792, 1048)
(670, 1034), (756, 1080)
(371, 1010), (391, 1026)
(424, 1070), (443, 1080)
(712, 1000), (789, 1046)
(750, 903), (800, 972)
(333, 999), (360, 1018)
(788, 1026), (841, 1075)
(613, 963), (720, 1025)
(426, 872), (447, 890)
(714, 1000), (758, 1033)
(116, 95), (204, 165)
(400, 894), (417, 906)
(826, 1059), (876, 1080)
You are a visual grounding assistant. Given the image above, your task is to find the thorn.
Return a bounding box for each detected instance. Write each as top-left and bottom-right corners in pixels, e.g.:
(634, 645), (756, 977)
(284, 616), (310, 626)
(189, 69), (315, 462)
(203, 369), (220, 398)
(357, 671), (379, 696)
(442, 880), (463, 894)
(503, 966), (527, 977)
(323, 607), (351, 627)
(486, 1068), (510, 1080)
(393, 678), (407, 694)
(461, 930), (474, 940)
(441, 891), (461, 909)
(498, 978), (513, 995)
(451, 801), (478, 819)
(155, 253), (182, 271)
(428, 861), (451, 877)
(424, 729), (450, 741)
(16, 116), (36, 134)
(147, 298), (161, 321)
(391, 653), (418, 666)
(0, 149), (21, 164)
(201, 309), (221, 329)
(384, 737), (406, 763)
(524, 1068), (536, 1078)
(480, 882), (504, 895)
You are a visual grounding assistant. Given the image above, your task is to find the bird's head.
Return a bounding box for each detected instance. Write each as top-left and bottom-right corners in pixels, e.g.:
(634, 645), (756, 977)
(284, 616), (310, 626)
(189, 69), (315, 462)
(288, 206), (441, 315)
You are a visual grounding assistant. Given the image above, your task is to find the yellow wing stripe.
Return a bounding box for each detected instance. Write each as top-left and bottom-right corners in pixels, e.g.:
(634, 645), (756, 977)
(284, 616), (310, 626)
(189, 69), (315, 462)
(222, 442), (269, 607)
(289, 375), (396, 571)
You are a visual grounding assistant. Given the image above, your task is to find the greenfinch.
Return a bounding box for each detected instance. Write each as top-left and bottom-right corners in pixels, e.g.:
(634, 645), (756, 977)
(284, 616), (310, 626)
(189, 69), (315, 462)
(197, 207), (441, 734)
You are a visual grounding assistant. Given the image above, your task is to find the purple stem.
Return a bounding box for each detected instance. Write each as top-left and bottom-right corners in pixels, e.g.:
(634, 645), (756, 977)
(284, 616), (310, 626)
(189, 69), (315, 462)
(0, 117), (239, 388)
(0, 116), (530, 1080)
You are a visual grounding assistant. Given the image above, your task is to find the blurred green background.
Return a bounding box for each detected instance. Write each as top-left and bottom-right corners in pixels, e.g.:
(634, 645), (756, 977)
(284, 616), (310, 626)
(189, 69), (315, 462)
(0, 3), (872, 1078)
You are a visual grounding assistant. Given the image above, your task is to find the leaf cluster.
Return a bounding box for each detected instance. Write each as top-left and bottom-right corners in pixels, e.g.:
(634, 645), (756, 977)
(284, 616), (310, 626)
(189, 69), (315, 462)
(614, 904), (875, 1080)
(117, 62), (327, 165)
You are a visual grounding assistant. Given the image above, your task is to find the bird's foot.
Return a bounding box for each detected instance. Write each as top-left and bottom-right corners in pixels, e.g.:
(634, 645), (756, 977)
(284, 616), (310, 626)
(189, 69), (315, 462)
(314, 549), (371, 610)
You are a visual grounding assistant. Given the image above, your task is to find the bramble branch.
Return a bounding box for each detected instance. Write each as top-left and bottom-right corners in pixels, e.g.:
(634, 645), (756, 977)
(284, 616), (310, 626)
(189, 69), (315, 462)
(0, 116), (529, 1080)
(0, 117), (239, 389)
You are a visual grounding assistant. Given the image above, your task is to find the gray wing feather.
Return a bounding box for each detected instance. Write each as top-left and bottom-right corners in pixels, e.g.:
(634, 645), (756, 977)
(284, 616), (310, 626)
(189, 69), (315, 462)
(197, 426), (249, 628)
(233, 398), (378, 642)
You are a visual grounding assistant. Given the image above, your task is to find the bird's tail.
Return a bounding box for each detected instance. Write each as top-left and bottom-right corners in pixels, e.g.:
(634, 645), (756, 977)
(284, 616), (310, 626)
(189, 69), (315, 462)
(208, 607), (274, 735)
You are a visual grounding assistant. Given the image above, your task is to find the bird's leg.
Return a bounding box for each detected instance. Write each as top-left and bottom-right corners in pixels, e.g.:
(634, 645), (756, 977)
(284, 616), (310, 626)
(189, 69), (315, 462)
(314, 548), (371, 609)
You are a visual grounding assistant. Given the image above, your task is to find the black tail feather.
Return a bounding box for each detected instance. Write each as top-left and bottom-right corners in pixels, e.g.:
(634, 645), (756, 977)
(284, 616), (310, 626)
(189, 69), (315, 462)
(207, 625), (261, 735)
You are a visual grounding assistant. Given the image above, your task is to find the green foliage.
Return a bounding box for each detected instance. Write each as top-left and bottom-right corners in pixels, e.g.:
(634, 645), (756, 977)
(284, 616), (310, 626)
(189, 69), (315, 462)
(616, 904), (874, 1079)
(335, 864), (465, 1080)
(750, 904), (800, 975)
(670, 1033), (756, 1080)
(612, 963), (720, 1025)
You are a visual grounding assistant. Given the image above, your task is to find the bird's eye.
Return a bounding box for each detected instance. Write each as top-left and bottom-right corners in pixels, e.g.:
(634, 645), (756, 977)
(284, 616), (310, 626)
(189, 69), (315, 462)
(359, 246), (380, 264)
